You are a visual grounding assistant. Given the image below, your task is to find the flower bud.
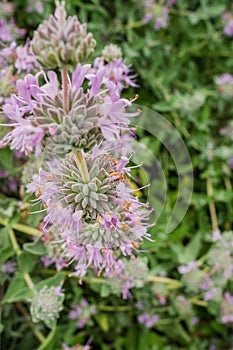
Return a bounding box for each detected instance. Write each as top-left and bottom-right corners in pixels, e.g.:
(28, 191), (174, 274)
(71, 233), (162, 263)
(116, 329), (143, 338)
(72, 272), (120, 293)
(31, 3), (96, 69)
(30, 285), (64, 328)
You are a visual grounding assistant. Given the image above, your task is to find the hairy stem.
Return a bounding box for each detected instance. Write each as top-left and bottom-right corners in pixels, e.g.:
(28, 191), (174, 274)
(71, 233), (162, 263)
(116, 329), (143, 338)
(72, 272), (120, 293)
(224, 175), (232, 230)
(0, 217), (42, 237)
(76, 150), (90, 183)
(8, 229), (34, 290)
(206, 176), (218, 231)
(62, 68), (69, 114)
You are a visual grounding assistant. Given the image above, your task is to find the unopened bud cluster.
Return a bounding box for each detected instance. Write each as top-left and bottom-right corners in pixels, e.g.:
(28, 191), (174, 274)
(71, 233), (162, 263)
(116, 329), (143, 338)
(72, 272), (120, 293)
(31, 3), (96, 69)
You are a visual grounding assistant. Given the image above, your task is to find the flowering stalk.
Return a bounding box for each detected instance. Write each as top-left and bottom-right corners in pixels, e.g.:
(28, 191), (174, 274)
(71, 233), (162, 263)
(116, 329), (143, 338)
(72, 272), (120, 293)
(1, 2), (152, 279)
(76, 150), (90, 183)
(206, 176), (219, 232)
(62, 68), (69, 114)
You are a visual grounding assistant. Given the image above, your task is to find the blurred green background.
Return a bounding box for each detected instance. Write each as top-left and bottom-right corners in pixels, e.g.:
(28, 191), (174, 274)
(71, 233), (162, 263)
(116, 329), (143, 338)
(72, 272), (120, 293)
(0, 0), (233, 349)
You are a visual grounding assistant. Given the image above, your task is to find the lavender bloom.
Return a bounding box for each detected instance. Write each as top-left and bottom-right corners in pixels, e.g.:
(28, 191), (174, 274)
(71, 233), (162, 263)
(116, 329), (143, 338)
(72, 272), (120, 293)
(178, 261), (199, 274)
(0, 170), (9, 178)
(215, 73), (233, 99)
(0, 118), (45, 156)
(227, 157), (233, 170)
(191, 316), (199, 326)
(199, 274), (213, 290)
(41, 254), (66, 272)
(221, 292), (233, 324)
(2, 3), (152, 280)
(154, 7), (169, 30)
(204, 288), (219, 301)
(222, 13), (233, 37)
(1, 66), (138, 157)
(224, 20), (233, 36)
(216, 73), (233, 85)
(207, 232), (233, 284)
(90, 45), (138, 93)
(138, 313), (160, 328)
(69, 299), (96, 329)
(211, 229), (222, 242)
(63, 343), (91, 350)
(1, 261), (16, 273)
(27, 0), (44, 14)
(142, 0), (175, 31)
(14, 41), (39, 74)
(0, 18), (25, 43)
(27, 150), (151, 276)
(105, 257), (149, 299)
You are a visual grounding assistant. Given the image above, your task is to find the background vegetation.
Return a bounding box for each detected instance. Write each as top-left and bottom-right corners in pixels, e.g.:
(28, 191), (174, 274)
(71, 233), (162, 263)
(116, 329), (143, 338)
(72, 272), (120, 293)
(0, 0), (233, 349)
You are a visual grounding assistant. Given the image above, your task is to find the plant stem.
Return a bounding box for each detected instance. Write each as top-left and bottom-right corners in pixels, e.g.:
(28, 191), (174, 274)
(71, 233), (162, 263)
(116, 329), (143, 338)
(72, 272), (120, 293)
(15, 303), (45, 343)
(148, 276), (183, 287)
(188, 297), (207, 307)
(206, 176), (218, 231)
(76, 150), (90, 183)
(34, 330), (46, 342)
(62, 68), (69, 114)
(0, 217), (42, 237)
(8, 228), (34, 290)
(224, 175), (232, 230)
(8, 228), (21, 256)
(97, 305), (133, 312)
(41, 268), (183, 288)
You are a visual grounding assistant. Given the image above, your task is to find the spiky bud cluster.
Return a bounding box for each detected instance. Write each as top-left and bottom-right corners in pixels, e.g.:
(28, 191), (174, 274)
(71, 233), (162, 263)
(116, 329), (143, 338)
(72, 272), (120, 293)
(30, 286), (64, 328)
(55, 152), (120, 220)
(42, 89), (102, 158)
(102, 44), (122, 62)
(31, 3), (96, 69)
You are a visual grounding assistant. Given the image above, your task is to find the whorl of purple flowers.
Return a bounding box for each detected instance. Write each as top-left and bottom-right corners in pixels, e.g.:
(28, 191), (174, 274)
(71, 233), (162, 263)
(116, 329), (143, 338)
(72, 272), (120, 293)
(142, 0), (176, 30)
(0, 3), (153, 278)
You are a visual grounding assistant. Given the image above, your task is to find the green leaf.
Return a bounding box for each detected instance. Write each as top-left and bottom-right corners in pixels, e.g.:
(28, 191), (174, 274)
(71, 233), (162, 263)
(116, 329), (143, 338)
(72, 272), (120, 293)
(0, 198), (19, 219)
(0, 323), (4, 334)
(152, 102), (173, 112)
(95, 313), (109, 332)
(183, 233), (202, 262)
(23, 239), (46, 256)
(100, 284), (111, 297)
(3, 272), (33, 303)
(38, 273), (67, 289)
(0, 148), (14, 171)
(0, 227), (14, 262)
(17, 252), (38, 273)
(157, 321), (191, 345)
(37, 327), (57, 350)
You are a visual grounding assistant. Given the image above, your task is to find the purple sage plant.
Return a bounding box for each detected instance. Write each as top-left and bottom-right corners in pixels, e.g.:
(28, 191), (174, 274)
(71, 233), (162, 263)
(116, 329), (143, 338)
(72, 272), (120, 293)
(0, 2), (153, 279)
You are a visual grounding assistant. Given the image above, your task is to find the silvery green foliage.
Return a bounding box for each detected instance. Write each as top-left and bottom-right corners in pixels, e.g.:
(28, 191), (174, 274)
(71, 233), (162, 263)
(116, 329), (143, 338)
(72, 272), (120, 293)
(174, 90), (206, 114)
(43, 89), (102, 158)
(30, 286), (64, 329)
(56, 152), (119, 220)
(31, 2), (96, 69)
(102, 44), (122, 62)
